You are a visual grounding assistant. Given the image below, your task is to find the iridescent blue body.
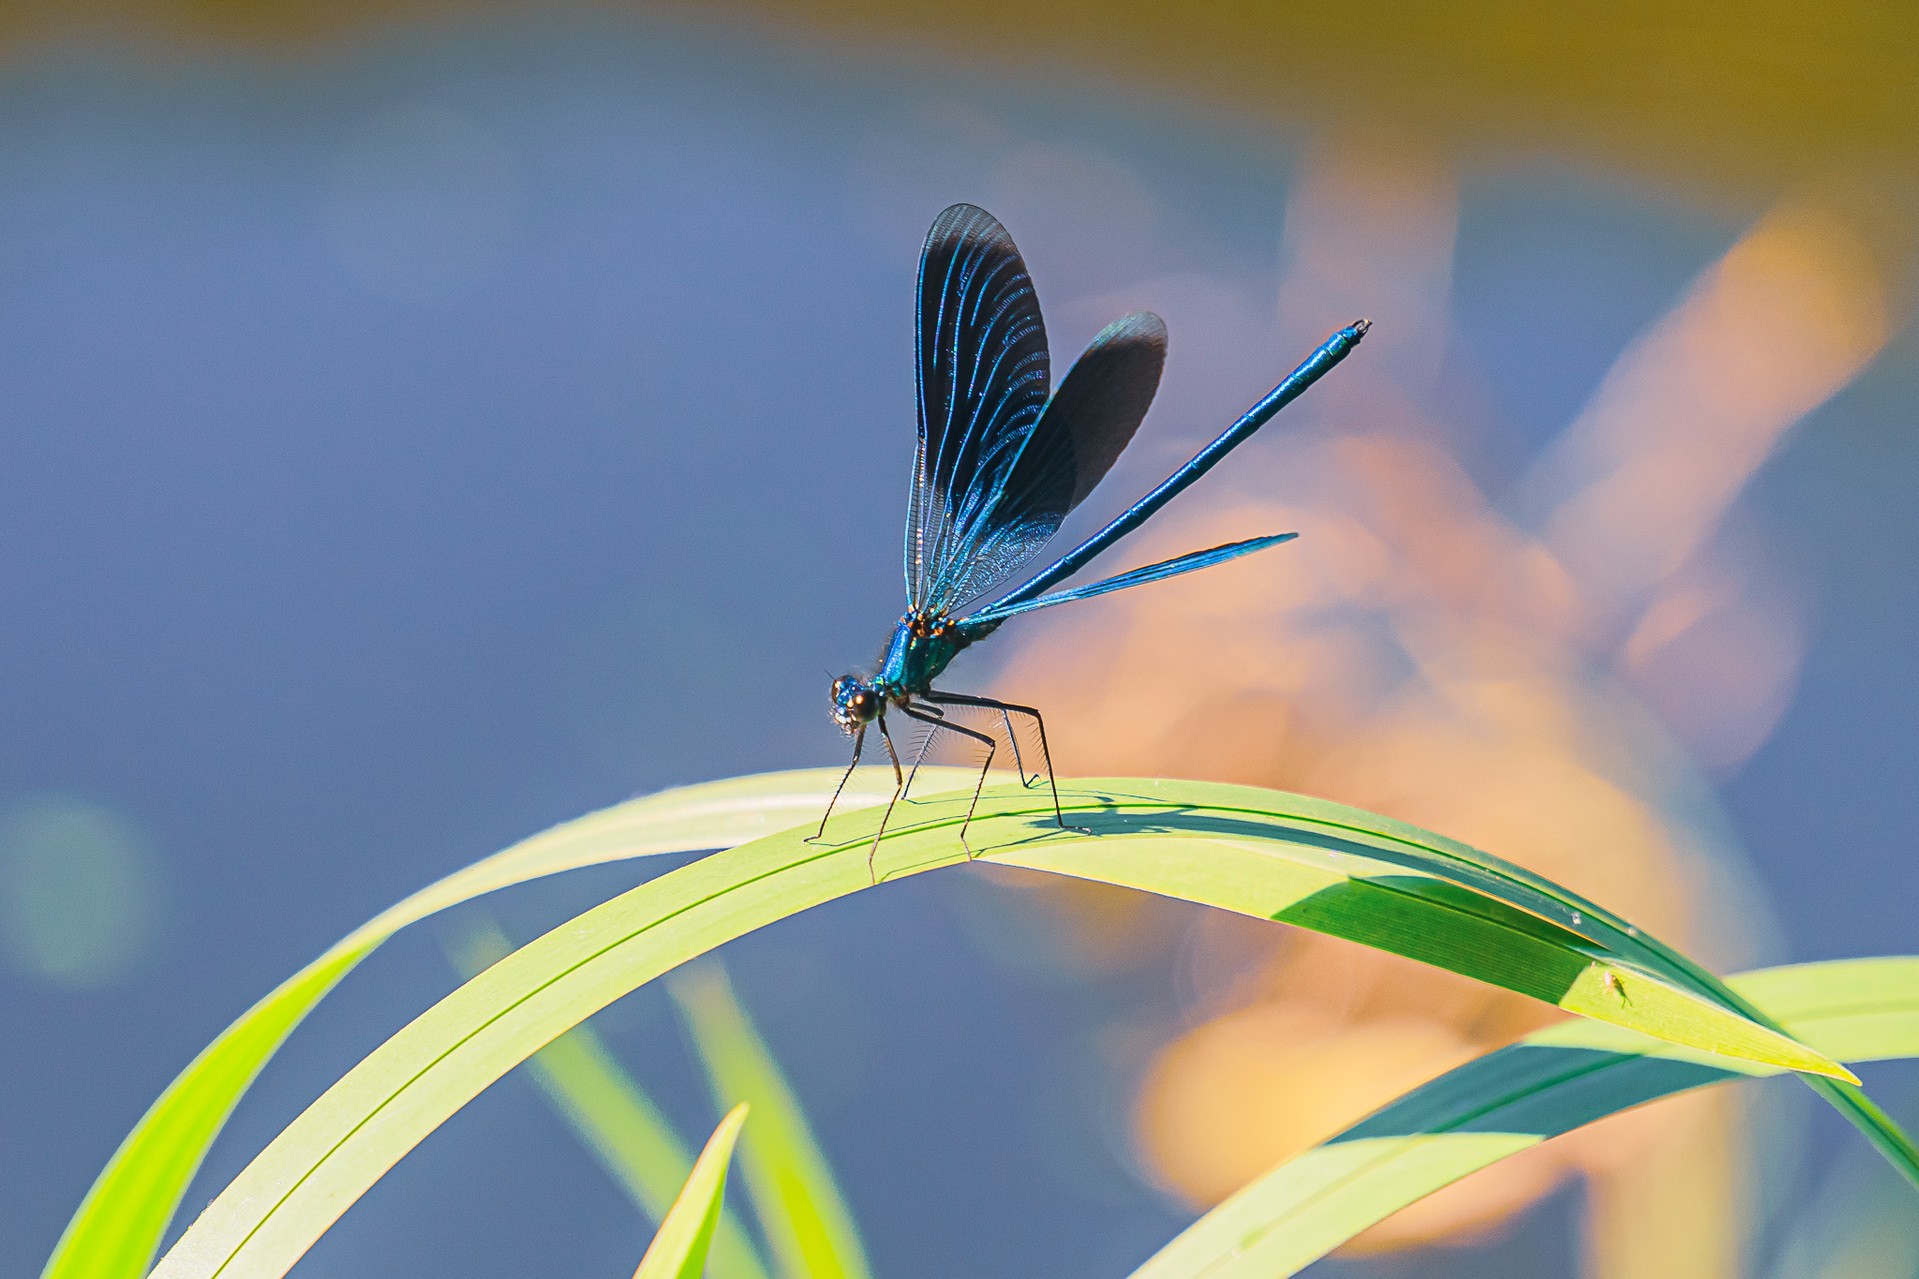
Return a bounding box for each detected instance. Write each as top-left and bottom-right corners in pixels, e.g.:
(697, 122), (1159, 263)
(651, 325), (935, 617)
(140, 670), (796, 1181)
(819, 203), (1367, 874)
(830, 611), (988, 729)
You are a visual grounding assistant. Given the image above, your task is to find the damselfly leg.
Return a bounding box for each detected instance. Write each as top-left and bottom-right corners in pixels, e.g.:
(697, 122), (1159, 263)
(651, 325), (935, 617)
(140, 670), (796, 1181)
(924, 689), (1080, 833)
(900, 703), (996, 857)
(812, 715), (906, 870)
(996, 706), (1040, 785)
(902, 702), (946, 800)
(901, 700), (1031, 798)
(809, 724), (866, 843)
(861, 715), (908, 882)
(899, 701), (1022, 799)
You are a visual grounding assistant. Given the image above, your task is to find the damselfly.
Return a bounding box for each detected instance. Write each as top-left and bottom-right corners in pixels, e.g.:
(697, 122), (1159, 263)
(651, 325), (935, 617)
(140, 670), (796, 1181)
(819, 203), (1367, 874)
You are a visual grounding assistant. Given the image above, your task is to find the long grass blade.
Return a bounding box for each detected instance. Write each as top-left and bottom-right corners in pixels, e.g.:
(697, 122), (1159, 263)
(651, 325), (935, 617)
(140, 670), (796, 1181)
(671, 966), (871, 1279)
(452, 924), (771, 1279)
(42, 767), (971, 1279)
(1128, 956), (1919, 1279)
(632, 1104), (750, 1279)
(146, 776), (1864, 1279)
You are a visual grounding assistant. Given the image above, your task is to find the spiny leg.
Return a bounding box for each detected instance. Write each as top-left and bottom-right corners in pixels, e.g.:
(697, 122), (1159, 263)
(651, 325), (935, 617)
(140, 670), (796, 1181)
(996, 706), (1037, 785)
(907, 697), (1031, 788)
(863, 713), (907, 883)
(936, 699), (1032, 785)
(923, 690), (1079, 833)
(901, 701), (946, 801)
(809, 723), (865, 843)
(901, 703), (995, 856)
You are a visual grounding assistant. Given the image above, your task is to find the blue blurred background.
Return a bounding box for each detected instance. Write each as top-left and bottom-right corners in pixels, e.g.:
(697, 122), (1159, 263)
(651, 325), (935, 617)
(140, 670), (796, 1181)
(0, 8), (1914, 1277)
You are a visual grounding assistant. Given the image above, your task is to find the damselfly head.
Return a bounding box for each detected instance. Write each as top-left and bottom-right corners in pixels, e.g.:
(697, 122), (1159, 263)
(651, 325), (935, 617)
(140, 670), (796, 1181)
(830, 675), (881, 733)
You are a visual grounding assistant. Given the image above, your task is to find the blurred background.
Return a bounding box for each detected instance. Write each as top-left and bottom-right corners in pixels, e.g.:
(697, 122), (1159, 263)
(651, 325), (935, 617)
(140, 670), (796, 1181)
(1, 3), (1915, 1276)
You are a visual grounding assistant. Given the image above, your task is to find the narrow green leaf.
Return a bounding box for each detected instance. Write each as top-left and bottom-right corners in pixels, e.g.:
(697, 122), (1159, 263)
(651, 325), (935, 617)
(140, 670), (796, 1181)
(452, 924), (771, 1279)
(44, 768), (969, 1279)
(39, 946), (365, 1279)
(148, 776), (1856, 1279)
(1129, 956), (1919, 1279)
(632, 1104), (750, 1279)
(671, 966), (870, 1279)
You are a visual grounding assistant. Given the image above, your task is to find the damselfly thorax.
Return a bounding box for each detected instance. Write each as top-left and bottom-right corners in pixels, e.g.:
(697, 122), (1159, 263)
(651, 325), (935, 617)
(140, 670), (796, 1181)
(830, 611), (968, 726)
(876, 610), (970, 697)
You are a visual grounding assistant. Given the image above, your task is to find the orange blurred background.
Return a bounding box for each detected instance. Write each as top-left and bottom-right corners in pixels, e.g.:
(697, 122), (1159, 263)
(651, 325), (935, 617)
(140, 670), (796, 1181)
(986, 136), (1903, 1275)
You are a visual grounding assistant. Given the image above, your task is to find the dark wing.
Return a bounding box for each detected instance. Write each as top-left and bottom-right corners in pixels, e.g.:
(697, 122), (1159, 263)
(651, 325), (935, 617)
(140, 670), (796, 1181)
(920, 309), (1169, 611)
(906, 204), (1051, 611)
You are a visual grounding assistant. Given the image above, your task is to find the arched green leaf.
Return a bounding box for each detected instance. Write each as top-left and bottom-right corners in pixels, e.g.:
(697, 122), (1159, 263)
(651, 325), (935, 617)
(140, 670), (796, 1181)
(43, 768), (971, 1279)
(147, 776), (1865, 1279)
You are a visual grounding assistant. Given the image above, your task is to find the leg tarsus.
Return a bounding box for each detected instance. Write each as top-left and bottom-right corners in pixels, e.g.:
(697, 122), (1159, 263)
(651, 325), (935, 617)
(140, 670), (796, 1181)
(808, 726), (865, 844)
(864, 715), (907, 884)
(995, 707), (1040, 786)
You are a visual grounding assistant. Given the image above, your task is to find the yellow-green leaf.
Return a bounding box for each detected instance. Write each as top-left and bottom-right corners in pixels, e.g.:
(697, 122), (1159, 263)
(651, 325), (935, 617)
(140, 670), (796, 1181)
(147, 776), (1862, 1279)
(671, 966), (870, 1279)
(632, 1104), (750, 1279)
(452, 923), (771, 1279)
(43, 768), (969, 1279)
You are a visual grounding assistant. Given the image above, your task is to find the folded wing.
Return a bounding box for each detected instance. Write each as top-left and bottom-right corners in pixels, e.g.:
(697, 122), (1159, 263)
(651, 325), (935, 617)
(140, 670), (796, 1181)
(907, 204), (1050, 610)
(906, 204), (1168, 613)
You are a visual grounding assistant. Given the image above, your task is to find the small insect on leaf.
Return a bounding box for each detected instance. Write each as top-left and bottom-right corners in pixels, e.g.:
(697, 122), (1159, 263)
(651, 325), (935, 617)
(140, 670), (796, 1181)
(815, 201), (1369, 874)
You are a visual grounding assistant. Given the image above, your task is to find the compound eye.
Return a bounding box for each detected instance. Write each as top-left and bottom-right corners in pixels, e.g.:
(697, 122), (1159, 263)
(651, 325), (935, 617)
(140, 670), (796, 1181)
(831, 677), (846, 698)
